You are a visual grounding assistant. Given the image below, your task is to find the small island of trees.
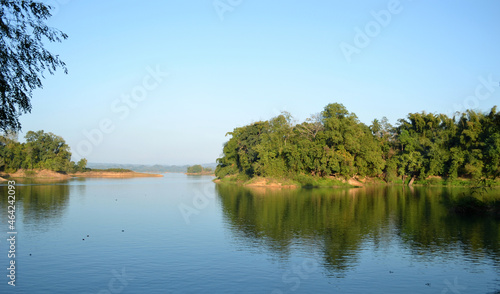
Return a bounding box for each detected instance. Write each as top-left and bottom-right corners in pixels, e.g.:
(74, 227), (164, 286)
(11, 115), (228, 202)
(186, 165), (214, 175)
(215, 103), (500, 187)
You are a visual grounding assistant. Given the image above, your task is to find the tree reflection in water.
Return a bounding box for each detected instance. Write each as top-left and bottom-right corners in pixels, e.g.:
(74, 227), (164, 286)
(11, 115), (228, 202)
(1, 180), (72, 232)
(216, 184), (500, 276)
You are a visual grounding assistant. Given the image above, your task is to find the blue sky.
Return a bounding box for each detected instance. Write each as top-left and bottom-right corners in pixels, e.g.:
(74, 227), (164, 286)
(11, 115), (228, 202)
(18, 0), (500, 165)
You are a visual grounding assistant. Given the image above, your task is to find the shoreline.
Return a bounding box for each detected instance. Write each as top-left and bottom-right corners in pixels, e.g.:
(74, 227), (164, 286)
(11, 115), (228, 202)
(185, 172), (215, 176)
(0, 169), (164, 179)
(213, 178), (298, 189)
(214, 175), (499, 189)
(71, 171), (163, 178)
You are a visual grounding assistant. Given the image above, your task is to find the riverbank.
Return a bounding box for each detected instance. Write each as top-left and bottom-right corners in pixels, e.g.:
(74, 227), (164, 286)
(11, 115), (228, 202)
(214, 175), (362, 189)
(185, 172), (215, 176)
(1, 169), (72, 179)
(0, 169), (163, 179)
(71, 171), (163, 178)
(214, 177), (299, 189)
(214, 175), (500, 189)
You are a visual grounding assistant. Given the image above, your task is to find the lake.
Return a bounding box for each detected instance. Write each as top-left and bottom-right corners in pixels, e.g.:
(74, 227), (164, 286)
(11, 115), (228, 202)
(0, 173), (499, 293)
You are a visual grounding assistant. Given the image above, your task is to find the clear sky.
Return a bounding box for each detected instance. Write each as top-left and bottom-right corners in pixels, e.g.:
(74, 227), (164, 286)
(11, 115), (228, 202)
(18, 0), (500, 165)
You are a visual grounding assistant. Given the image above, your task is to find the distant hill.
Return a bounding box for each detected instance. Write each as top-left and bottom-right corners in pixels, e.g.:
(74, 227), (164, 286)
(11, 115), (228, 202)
(87, 163), (217, 173)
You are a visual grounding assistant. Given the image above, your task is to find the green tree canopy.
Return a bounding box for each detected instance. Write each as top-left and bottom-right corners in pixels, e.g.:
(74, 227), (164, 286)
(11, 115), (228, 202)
(0, 0), (67, 132)
(187, 165), (203, 173)
(0, 130), (84, 172)
(216, 103), (500, 184)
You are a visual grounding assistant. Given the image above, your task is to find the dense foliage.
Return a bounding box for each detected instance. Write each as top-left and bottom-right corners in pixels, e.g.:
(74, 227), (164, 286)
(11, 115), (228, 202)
(0, 130), (86, 173)
(0, 1), (67, 132)
(215, 103), (500, 183)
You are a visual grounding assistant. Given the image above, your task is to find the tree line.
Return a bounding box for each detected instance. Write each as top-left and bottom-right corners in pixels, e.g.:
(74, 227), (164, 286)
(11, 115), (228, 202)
(215, 103), (500, 184)
(0, 130), (87, 173)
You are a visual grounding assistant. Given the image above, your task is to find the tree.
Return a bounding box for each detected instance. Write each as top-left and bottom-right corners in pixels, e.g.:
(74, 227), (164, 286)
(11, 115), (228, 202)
(76, 158), (87, 172)
(0, 1), (68, 133)
(24, 130), (71, 171)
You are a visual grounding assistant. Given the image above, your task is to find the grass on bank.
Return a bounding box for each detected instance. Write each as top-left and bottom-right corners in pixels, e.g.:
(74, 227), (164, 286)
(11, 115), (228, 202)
(411, 177), (500, 187)
(216, 173), (353, 188)
(216, 172), (500, 189)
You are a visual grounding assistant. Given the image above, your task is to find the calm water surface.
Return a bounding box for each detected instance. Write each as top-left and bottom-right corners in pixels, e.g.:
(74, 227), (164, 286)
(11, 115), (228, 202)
(0, 173), (499, 293)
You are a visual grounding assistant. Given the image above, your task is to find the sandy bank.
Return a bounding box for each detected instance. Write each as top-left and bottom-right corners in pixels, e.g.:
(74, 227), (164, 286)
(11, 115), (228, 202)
(71, 171), (163, 178)
(185, 172), (215, 176)
(0, 169), (163, 179)
(214, 177), (298, 189)
(1, 169), (72, 179)
(245, 178), (298, 189)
